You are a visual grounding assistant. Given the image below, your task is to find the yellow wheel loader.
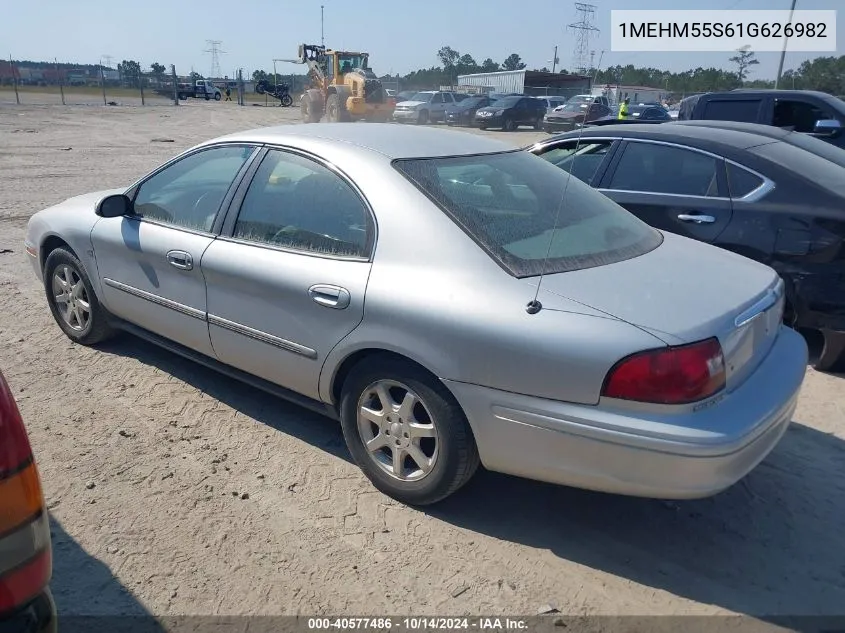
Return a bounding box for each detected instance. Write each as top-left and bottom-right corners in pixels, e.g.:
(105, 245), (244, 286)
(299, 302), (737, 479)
(296, 44), (395, 123)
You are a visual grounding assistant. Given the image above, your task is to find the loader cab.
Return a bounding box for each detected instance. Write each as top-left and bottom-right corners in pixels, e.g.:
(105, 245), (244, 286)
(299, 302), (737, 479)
(331, 51), (369, 76)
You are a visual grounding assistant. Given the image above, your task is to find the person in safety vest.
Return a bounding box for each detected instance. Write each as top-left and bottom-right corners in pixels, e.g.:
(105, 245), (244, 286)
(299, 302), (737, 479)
(617, 97), (630, 119)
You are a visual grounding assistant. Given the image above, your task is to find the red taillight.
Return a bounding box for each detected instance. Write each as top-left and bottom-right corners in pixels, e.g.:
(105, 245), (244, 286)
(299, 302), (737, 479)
(0, 372), (33, 478)
(0, 370), (50, 615)
(602, 337), (726, 405)
(0, 547), (51, 615)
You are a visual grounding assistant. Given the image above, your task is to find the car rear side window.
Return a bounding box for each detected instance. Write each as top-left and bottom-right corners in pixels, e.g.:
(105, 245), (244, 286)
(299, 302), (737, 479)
(726, 163), (764, 198)
(608, 142), (721, 197)
(232, 150), (371, 258)
(702, 99), (762, 123)
(393, 151), (662, 278)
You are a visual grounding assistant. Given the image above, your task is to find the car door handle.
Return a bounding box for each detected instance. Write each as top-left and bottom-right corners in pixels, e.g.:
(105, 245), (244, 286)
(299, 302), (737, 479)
(677, 214), (716, 224)
(309, 284), (351, 310)
(166, 250), (193, 270)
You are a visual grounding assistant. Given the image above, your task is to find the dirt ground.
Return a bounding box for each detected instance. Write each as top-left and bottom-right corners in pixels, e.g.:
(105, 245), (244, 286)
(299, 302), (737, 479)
(1, 98), (844, 622)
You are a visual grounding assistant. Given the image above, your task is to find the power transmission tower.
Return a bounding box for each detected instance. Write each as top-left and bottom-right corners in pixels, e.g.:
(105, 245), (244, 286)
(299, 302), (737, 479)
(204, 40), (225, 78)
(568, 3), (599, 75)
(102, 54), (113, 69)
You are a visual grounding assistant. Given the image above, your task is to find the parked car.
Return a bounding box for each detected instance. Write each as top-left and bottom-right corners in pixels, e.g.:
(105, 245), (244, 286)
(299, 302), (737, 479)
(588, 105), (672, 126)
(444, 95), (497, 127)
(543, 101), (612, 132)
(392, 91), (461, 124)
(677, 89), (845, 150)
(26, 124), (808, 506)
(529, 122), (845, 371)
(474, 95), (547, 130)
(0, 368), (56, 632)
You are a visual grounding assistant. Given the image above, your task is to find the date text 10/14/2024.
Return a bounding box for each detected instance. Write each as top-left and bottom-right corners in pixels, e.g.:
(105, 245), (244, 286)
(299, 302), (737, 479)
(307, 617), (529, 631)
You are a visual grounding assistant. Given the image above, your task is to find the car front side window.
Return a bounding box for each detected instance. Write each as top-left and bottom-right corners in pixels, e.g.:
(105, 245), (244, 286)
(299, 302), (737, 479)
(132, 145), (254, 232)
(232, 149), (371, 258)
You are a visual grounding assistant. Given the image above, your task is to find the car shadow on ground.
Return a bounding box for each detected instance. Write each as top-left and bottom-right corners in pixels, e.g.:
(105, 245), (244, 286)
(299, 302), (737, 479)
(429, 422), (845, 622)
(96, 336), (353, 463)
(99, 336), (845, 622)
(50, 516), (166, 632)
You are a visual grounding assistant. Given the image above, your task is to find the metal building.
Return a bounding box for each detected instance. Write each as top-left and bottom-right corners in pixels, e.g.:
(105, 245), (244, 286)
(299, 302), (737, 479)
(456, 69), (591, 98)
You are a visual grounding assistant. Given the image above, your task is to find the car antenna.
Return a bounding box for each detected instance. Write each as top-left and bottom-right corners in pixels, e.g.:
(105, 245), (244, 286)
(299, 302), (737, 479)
(526, 115), (588, 315)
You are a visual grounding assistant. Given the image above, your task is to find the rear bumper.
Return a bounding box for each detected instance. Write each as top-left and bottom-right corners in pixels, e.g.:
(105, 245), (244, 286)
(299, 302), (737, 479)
(0, 589), (57, 633)
(445, 326), (808, 499)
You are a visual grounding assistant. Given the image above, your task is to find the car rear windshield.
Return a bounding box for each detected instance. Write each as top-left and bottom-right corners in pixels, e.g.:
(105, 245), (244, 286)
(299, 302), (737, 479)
(393, 151), (663, 278)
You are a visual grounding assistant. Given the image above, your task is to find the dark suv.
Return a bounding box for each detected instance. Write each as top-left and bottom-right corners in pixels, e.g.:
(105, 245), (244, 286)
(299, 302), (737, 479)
(678, 90), (845, 150)
(474, 96), (547, 131)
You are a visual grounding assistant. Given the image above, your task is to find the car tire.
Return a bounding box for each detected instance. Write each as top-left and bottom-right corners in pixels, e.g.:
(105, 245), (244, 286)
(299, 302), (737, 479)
(533, 115), (543, 130)
(339, 355), (480, 506)
(280, 94), (293, 107)
(214, 92), (221, 101)
(44, 248), (116, 346)
(814, 329), (845, 373)
(417, 110), (429, 125)
(502, 117), (516, 131)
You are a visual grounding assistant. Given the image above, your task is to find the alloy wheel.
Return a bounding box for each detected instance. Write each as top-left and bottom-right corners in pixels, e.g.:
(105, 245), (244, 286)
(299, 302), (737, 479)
(52, 265), (91, 332)
(356, 380), (439, 481)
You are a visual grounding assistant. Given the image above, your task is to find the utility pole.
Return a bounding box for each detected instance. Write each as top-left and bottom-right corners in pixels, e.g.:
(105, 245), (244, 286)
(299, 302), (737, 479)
(774, 0), (797, 89)
(551, 45), (558, 73)
(321, 5), (325, 46)
(592, 50), (604, 87)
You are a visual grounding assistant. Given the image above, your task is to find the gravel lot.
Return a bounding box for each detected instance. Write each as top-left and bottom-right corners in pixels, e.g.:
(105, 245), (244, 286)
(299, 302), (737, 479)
(1, 97), (844, 622)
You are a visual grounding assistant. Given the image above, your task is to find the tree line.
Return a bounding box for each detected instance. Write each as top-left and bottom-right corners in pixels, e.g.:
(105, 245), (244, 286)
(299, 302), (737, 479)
(8, 52), (845, 97)
(380, 46), (845, 96)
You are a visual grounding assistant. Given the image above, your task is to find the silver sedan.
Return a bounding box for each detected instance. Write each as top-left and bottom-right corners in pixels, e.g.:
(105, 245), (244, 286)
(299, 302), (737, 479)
(25, 124), (808, 505)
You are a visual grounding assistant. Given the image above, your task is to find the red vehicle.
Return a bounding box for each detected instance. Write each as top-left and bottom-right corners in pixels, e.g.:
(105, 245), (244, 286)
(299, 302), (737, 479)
(0, 369), (56, 633)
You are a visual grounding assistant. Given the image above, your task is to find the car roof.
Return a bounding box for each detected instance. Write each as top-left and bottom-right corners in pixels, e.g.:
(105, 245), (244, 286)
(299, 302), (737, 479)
(673, 120), (845, 167)
(546, 121), (779, 151)
(208, 122), (517, 159)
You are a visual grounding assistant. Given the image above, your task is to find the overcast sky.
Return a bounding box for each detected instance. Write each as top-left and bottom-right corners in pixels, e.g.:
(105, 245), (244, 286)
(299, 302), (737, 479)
(6, 0), (842, 79)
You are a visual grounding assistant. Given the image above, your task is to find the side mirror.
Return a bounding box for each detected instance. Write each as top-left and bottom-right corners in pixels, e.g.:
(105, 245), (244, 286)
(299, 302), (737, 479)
(812, 119), (842, 136)
(95, 194), (132, 218)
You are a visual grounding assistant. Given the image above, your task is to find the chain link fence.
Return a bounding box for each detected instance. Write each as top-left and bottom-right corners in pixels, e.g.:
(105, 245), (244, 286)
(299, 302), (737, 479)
(0, 60), (274, 107)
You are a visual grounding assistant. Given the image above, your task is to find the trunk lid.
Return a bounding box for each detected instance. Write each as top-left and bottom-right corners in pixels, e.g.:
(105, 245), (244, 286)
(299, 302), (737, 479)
(529, 232), (785, 392)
